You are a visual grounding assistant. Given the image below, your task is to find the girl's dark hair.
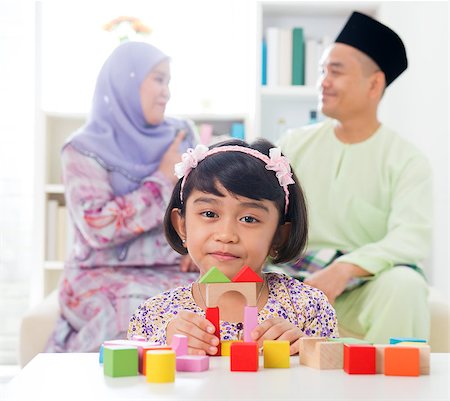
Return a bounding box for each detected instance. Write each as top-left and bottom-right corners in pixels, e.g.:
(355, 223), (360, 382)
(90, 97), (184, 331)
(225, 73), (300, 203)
(163, 138), (308, 264)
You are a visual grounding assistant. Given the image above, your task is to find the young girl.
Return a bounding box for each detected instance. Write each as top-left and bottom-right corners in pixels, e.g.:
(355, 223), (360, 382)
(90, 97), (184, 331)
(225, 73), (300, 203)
(128, 139), (338, 355)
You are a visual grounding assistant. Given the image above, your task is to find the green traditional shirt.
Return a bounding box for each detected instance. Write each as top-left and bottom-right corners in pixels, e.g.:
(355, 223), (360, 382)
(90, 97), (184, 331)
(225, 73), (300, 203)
(279, 119), (433, 275)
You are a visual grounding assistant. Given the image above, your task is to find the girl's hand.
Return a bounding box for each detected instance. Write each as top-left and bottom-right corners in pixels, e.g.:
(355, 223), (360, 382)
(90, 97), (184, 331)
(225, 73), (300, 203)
(180, 255), (199, 272)
(166, 310), (219, 355)
(251, 317), (302, 355)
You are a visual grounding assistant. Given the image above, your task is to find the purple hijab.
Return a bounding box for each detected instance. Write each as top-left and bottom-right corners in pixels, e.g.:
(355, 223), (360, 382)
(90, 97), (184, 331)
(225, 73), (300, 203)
(66, 41), (195, 196)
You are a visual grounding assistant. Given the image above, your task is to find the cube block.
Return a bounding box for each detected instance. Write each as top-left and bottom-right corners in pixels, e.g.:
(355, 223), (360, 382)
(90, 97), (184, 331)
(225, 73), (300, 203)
(263, 340), (290, 368)
(230, 342), (259, 371)
(384, 347), (420, 376)
(103, 346), (138, 377)
(176, 355), (210, 372)
(343, 344), (376, 374)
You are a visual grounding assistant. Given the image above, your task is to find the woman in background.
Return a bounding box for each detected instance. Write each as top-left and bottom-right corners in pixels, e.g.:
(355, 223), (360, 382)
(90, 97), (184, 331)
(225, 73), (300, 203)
(45, 41), (198, 352)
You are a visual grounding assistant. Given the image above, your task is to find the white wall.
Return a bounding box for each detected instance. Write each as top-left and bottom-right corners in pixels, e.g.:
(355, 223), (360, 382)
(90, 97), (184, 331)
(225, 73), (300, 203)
(377, 2), (449, 295)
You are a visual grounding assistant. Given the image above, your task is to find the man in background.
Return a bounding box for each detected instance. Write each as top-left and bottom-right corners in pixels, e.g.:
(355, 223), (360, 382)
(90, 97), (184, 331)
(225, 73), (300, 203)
(278, 11), (432, 343)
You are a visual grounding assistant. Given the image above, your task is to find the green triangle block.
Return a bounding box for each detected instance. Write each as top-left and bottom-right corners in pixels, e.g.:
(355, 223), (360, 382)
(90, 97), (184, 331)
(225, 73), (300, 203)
(199, 266), (231, 283)
(328, 337), (372, 344)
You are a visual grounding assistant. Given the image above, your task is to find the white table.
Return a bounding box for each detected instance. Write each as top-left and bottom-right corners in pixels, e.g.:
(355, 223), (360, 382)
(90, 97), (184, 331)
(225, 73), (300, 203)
(5, 353), (450, 401)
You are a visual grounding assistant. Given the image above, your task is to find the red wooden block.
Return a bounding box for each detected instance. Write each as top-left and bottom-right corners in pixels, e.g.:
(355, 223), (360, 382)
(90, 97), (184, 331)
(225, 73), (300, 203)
(205, 307), (221, 356)
(230, 342), (259, 372)
(232, 265), (263, 282)
(344, 344), (376, 374)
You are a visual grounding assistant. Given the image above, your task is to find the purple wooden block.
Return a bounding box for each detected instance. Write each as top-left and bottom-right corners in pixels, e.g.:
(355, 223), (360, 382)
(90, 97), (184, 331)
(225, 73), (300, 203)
(176, 355), (210, 372)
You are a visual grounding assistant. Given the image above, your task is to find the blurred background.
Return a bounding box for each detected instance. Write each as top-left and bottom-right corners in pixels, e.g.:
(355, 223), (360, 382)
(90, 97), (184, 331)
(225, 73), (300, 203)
(0, 0), (448, 371)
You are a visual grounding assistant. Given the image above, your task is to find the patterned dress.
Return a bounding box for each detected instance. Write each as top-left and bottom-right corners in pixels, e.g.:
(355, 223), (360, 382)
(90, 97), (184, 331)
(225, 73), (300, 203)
(45, 145), (198, 352)
(127, 272), (339, 344)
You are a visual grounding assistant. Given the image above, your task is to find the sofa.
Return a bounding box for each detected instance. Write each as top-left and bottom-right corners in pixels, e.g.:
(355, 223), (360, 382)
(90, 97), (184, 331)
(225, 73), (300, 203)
(19, 286), (450, 367)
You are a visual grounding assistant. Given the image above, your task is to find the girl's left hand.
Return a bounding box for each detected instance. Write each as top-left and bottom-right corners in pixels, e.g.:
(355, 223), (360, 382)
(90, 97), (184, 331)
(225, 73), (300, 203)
(251, 318), (302, 355)
(180, 255), (199, 272)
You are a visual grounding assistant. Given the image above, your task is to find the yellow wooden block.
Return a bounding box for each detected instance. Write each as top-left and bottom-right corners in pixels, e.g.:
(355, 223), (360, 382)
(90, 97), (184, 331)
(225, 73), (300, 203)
(221, 340), (242, 356)
(263, 340), (290, 368)
(146, 350), (176, 383)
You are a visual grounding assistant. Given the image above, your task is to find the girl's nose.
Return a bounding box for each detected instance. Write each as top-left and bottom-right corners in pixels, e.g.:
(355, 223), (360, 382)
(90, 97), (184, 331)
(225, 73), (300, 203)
(213, 221), (238, 243)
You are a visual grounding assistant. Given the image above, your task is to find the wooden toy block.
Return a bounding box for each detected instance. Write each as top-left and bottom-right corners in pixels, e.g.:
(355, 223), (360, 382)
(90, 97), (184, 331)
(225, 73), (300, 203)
(141, 345), (172, 375)
(230, 342), (259, 371)
(244, 306), (258, 342)
(103, 346), (138, 377)
(205, 307), (221, 356)
(384, 346), (420, 376)
(298, 337), (327, 368)
(129, 334), (147, 341)
(176, 355), (210, 372)
(374, 344), (390, 374)
(298, 338), (342, 369)
(343, 344), (376, 374)
(220, 340), (242, 356)
(232, 265), (263, 282)
(171, 334), (188, 356)
(146, 350), (176, 383)
(328, 337), (371, 345)
(199, 266), (231, 283)
(316, 341), (344, 369)
(394, 342), (430, 375)
(206, 282), (257, 307)
(389, 337), (427, 345)
(263, 340), (290, 368)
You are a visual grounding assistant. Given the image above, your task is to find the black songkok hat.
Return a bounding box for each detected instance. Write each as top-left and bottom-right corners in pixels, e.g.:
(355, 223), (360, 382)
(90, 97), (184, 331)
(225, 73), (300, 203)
(335, 11), (408, 86)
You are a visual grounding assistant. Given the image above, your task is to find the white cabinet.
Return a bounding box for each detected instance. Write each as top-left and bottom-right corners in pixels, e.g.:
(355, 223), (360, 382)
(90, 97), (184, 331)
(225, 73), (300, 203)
(254, 1), (379, 142)
(34, 110), (249, 300)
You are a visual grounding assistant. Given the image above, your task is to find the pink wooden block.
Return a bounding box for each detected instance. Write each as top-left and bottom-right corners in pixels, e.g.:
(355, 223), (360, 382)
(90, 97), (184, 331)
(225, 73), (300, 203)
(171, 334), (188, 356)
(176, 355), (210, 372)
(244, 306), (258, 342)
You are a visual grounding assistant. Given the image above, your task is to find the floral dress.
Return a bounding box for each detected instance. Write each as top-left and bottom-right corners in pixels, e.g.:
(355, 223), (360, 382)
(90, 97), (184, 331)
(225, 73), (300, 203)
(128, 272), (339, 344)
(45, 145), (198, 352)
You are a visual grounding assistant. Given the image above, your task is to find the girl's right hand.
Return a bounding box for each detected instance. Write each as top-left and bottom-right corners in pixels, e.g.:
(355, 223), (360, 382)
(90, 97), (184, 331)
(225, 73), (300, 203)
(158, 130), (186, 185)
(166, 310), (219, 355)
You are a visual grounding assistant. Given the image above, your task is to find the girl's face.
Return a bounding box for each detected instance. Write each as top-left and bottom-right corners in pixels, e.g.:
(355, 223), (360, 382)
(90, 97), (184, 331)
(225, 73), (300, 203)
(140, 59), (171, 125)
(171, 183), (281, 279)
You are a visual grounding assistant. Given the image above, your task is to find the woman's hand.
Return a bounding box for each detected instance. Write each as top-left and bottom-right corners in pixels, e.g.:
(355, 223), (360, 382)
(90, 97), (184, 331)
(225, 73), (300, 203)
(251, 317), (302, 355)
(180, 255), (199, 272)
(166, 310), (219, 355)
(158, 130), (186, 185)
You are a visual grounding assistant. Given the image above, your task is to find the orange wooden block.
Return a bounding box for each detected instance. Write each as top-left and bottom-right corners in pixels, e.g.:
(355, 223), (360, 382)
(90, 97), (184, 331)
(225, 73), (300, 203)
(395, 342), (430, 375)
(384, 347), (420, 376)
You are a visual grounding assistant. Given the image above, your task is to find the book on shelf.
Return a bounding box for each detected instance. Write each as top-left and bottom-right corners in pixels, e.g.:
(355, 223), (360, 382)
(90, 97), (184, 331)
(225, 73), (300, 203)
(261, 39), (267, 85)
(292, 27), (305, 85)
(262, 26), (331, 88)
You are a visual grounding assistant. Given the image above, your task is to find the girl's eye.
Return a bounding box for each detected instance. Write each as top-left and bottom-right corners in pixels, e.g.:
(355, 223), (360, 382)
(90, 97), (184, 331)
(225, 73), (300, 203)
(201, 211), (217, 218)
(241, 216), (258, 223)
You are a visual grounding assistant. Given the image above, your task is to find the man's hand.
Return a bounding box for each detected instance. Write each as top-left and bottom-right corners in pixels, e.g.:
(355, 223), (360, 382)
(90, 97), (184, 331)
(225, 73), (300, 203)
(251, 317), (303, 355)
(166, 311), (219, 355)
(180, 255), (199, 272)
(303, 262), (370, 304)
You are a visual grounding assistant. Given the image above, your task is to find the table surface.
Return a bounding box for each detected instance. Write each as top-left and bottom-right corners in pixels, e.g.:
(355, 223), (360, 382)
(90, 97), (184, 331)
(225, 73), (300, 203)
(5, 353), (450, 401)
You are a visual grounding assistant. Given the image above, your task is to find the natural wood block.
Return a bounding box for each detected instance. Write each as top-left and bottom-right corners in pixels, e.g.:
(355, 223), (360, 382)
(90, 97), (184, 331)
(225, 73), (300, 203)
(384, 346), (420, 376)
(298, 337), (327, 368)
(317, 341), (343, 369)
(146, 350), (176, 383)
(374, 344), (390, 374)
(206, 282), (257, 307)
(263, 340), (290, 368)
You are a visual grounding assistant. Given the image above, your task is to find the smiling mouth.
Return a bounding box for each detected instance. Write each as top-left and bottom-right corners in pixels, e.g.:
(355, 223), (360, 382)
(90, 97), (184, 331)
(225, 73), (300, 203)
(210, 252), (239, 262)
